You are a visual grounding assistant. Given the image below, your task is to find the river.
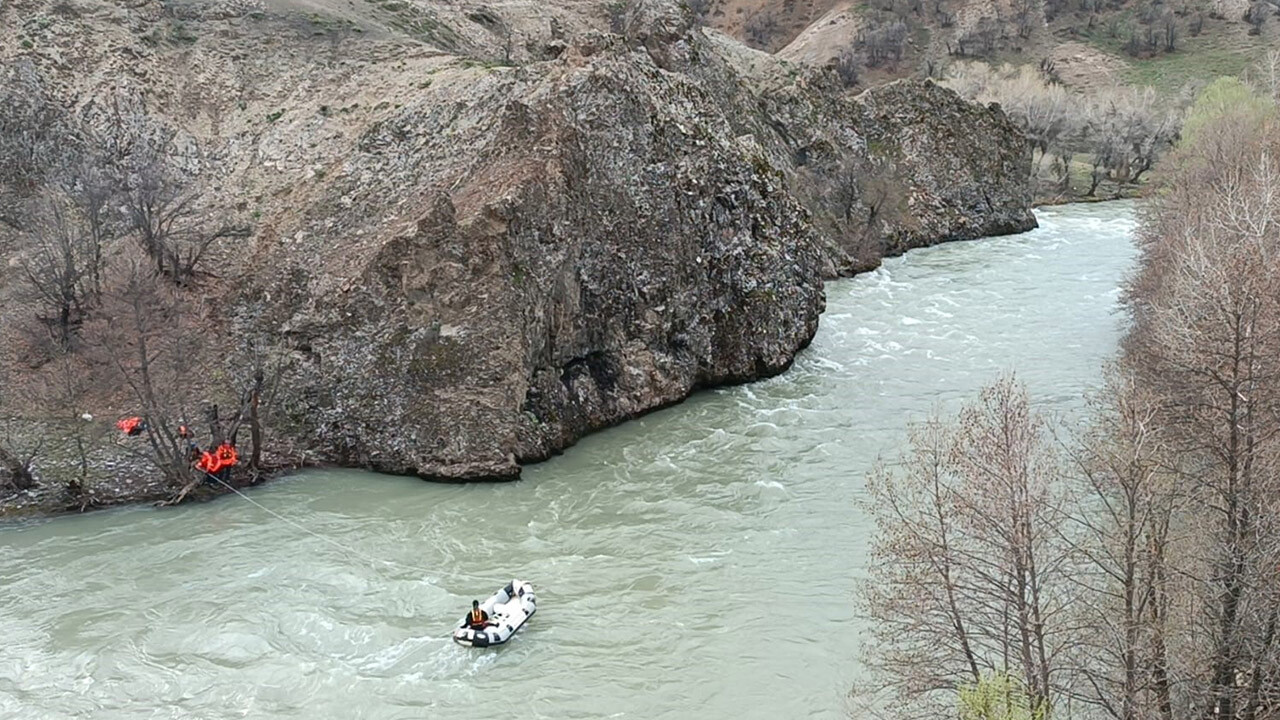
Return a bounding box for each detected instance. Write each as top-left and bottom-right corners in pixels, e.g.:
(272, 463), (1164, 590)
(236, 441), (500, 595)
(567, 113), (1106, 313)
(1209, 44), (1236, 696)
(0, 202), (1137, 720)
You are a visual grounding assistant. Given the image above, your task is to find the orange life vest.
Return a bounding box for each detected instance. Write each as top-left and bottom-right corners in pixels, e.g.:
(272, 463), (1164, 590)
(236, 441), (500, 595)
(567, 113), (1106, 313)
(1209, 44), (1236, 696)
(196, 451), (219, 474)
(470, 608), (485, 625)
(196, 443), (239, 475)
(116, 417), (144, 436)
(215, 443), (238, 468)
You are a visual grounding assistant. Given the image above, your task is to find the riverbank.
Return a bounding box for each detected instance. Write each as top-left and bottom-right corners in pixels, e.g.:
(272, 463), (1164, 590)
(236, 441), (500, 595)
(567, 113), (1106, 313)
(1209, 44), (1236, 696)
(0, 455), (300, 522)
(1036, 188), (1145, 207)
(2, 0), (1038, 509)
(0, 201), (1138, 523)
(1030, 153), (1152, 207)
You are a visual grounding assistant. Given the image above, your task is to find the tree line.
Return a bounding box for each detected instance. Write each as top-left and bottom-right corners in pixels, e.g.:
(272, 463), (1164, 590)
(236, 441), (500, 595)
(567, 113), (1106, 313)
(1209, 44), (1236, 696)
(855, 61), (1280, 720)
(945, 62), (1181, 201)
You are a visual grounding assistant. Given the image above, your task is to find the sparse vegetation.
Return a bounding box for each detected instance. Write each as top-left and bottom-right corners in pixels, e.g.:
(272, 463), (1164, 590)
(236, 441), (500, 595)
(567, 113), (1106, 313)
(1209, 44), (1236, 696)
(856, 62), (1280, 720)
(946, 63), (1178, 201)
(0, 62), (269, 510)
(744, 9), (779, 49)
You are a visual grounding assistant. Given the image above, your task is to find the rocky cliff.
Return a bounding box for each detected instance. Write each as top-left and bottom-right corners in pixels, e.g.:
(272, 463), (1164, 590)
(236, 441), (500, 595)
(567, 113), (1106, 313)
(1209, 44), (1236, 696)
(693, 30), (1034, 274)
(242, 46), (827, 480)
(0, 0), (1032, 492)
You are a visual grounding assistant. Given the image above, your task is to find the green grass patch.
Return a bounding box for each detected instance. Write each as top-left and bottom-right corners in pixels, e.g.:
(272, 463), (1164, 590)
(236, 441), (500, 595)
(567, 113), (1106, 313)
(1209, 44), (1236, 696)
(1121, 45), (1263, 94)
(1070, 14), (1271, 96)
(1072, 11), (1139, 55)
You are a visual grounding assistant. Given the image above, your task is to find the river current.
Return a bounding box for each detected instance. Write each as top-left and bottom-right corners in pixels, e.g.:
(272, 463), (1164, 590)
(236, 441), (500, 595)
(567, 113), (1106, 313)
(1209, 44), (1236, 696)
(0, 202), (1137, 719)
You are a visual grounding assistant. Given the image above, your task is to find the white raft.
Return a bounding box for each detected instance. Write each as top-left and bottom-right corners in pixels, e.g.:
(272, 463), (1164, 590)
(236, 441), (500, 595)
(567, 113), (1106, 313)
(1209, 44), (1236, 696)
(452, 579), (537, 648)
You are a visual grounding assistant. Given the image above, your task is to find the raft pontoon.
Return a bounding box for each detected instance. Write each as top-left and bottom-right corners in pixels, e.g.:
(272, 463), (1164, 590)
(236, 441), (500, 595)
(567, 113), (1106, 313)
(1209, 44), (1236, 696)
(452, 579), (537, 647)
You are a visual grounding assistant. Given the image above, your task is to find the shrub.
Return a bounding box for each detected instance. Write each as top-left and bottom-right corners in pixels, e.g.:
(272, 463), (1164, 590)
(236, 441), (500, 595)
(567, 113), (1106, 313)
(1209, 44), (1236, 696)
(958, 674), (1048, 720)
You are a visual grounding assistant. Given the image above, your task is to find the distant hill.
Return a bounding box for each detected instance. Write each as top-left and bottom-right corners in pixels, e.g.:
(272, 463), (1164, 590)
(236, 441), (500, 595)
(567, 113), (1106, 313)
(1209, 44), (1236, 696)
(701, 0), (1279, 97)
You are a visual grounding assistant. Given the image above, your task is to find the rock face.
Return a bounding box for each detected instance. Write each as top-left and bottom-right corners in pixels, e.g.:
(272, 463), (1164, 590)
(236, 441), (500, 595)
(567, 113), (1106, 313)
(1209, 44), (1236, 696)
(0, 0), (1033, 486)
(692, 31), (1035, 274)
(856, 80), (1036, 258)
(252, 50), (826, 480)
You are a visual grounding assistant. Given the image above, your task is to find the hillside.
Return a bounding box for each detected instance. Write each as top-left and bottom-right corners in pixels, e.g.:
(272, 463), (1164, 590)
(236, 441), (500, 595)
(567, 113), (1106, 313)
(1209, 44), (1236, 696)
(704, 0), (1279, 98)
(0, 0), (1032, 511)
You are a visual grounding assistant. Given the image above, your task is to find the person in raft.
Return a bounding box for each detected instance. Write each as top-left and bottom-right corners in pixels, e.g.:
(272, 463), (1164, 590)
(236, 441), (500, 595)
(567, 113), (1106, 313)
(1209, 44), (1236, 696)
(468, 600), (495, 629)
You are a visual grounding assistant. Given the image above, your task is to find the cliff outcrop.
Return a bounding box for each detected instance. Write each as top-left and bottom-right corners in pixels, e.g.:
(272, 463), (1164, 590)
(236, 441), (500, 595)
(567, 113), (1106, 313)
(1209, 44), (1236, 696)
(0, 0), (1032, 494)
(693, 30), (1034, 274)
(244, 47), (827, 480)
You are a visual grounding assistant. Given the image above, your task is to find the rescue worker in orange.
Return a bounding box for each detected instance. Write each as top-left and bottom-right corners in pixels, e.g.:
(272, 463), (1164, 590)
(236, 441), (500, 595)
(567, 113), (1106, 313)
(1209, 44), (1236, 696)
(467, 600), (494, 629)
(213, 443), (237, 481)
(195, 442), (238, 483)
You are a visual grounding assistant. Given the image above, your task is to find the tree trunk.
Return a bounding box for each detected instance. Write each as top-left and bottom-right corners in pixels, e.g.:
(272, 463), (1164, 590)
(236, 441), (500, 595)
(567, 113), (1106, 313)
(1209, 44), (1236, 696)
(249, 368), (263, 472)
(206, 404), (224, 447)
(0, 446), (35, 491)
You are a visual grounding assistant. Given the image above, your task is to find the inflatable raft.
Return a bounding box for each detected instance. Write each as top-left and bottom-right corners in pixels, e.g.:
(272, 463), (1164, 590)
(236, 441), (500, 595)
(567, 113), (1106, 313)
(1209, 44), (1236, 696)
(452, 580), (537, 648)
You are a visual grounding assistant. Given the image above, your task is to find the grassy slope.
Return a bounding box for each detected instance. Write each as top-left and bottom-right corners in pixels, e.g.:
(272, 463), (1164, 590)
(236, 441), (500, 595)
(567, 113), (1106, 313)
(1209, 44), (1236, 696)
(707, 0), (1277, 203)
(707, 0), (1279, 101)
(1068, 12), (1277, 96)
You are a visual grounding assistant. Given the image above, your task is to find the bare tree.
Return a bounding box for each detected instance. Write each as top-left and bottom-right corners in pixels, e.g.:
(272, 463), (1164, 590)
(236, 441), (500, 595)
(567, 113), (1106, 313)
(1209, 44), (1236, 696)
(1064, 373), (1179, 720)
(1254, 49), (1280, 103)
(122, 156), (249, 286)
(743, 10), (779, 49)
(947, 67), (1177, 199)
(950, 378), (1067, 712)
(944, 63), (1085, 191)
(0, 61), (73, 231)
(859, 415), (985, 719)
(1125, 106), (1280, 720)
(817, 151), (908, 266)
(1160, 12), (1178, 53)
(0, 433), (39, 494)
(57, 156), (122, 299)
(863, 52), (1280, 720)
(857, 377), (1068, 718)
(1011, 0), (1041, 39)
(0, 370), (40, 494)
(857, 18), (910, 67)
(16, 193), (109, 347)
(1082, 89), (1177, 196)
(833, 49), (864, 88)
(87, 260), (207, 488)
(21, 347), (103, 509)
(226, 344), (284, 477)
(958, 16), (1003, 57)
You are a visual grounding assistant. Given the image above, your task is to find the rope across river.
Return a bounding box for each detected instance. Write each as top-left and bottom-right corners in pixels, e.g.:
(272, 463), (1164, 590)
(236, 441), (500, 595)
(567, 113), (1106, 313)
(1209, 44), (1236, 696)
(113, 416), (504, 587)
(204, 473), (505, 587)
